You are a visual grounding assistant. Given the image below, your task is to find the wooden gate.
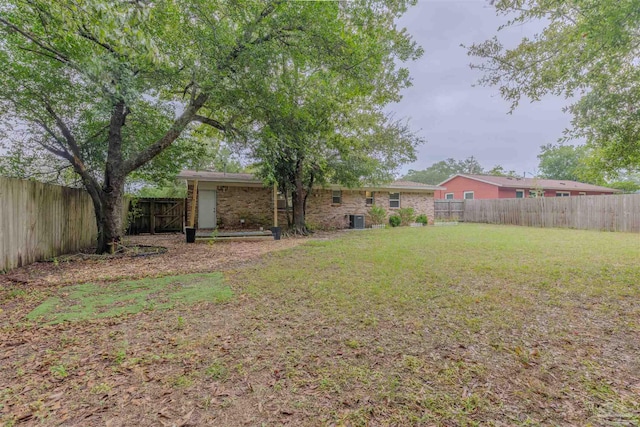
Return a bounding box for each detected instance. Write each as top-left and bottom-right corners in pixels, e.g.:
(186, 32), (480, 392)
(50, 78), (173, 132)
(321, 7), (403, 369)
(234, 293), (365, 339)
(127, 198), (185, 234)
(434, 199), (465, 221)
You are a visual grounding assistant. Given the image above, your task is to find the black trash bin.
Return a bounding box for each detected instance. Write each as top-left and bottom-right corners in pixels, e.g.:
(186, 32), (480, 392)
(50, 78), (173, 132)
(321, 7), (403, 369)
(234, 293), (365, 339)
(271, 226), (282, 241)
(185, 227), (196, 243)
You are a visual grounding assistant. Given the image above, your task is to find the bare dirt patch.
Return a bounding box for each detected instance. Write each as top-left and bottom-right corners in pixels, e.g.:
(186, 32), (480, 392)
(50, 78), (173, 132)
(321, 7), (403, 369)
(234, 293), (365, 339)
(0, 233), (327, 327)
(0, 233), (311, 288)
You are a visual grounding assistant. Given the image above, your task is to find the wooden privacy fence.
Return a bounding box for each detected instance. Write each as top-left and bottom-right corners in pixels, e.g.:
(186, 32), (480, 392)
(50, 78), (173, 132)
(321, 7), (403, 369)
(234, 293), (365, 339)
(0, 177), (97, 272)
(126, 198), (185, 235)
(434, 199), (465, 221)
(463, 194), (640, 232)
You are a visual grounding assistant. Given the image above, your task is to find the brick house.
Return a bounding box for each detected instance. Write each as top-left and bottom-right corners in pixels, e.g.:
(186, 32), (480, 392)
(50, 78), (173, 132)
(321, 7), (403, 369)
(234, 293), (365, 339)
(436, 174), (621, 200)
(177, 171), (443, 230)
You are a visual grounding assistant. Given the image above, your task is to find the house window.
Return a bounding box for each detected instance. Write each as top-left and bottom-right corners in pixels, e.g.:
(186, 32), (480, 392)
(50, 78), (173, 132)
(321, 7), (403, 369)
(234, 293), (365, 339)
(277, 192), (292, 211)
(515, 190), (524, 198)
(529, 190), (544, 198)
(579, 192), (587, 196)
(445, 193), (454, 200)
(389, 192), (400, 208)
(463, 191), (474, 200)
(365, 191), (375, 205)
(332, 190), (342, 204)
(556, 192), (570, 197)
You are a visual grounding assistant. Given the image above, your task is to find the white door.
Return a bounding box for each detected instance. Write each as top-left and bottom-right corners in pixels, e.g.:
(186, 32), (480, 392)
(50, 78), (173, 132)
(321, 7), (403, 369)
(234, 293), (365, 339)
(198, 190), (217, 228)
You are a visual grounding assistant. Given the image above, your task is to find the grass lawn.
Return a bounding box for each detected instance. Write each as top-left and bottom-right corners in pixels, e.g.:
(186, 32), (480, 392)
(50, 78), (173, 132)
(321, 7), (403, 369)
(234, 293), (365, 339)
(1, 224), (639, 426)
(25, 273), (232, 324)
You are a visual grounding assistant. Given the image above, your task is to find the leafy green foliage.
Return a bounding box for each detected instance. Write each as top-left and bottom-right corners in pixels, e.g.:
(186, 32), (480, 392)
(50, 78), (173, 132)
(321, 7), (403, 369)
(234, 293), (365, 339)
(486, 165), (518, 177)
(536, 143), (640, 190)
(0, 0), (423, 250)
(135, 181), (188, 198)
(388, 214), (401, 227)
(368, 205), (387, 225)
(415, 214), (428, 225)
(537, 144), (591, 182)
(403, 156), (486, 185)
(468, 0), (640, 173)
(244, 2), (424, 233)
(607, 180), (640, 193)
(397, 207), (415, 225)
(605, 171), (640, 193)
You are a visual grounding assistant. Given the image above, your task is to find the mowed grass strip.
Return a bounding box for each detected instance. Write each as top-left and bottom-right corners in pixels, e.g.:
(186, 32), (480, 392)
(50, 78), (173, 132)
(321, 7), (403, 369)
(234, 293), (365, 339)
(229, 224), (640, 425)
(26, 273), (232, 324)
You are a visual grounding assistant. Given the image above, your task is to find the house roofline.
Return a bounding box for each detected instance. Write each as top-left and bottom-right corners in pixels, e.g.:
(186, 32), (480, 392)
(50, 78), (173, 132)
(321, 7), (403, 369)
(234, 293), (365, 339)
(177, 173), (444, 192)
(437, 174), (504, 187)
(436, 174), (621, 193)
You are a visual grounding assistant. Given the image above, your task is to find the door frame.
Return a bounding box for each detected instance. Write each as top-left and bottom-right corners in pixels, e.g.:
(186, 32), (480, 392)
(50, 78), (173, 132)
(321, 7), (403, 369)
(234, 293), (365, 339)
(198, 189), (217, 229)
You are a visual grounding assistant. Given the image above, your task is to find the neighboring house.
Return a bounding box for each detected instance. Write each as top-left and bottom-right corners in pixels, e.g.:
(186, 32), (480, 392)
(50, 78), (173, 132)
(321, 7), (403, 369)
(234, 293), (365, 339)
(177, 171), (443, 230)
(436, 174), (621, 200)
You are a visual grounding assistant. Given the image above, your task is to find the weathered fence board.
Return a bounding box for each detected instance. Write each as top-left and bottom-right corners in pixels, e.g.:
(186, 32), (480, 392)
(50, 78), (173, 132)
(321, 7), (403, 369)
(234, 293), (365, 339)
(434, 199), (465, 221)
(0, 177), (97, 272)
(463, 194), (640, 232)
(126, 198), (185, 235)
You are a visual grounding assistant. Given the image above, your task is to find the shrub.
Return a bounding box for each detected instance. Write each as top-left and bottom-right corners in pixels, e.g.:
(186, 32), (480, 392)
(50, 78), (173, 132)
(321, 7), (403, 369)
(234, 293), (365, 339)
(368, 204), (387, 224)
(388, 214), (401, 227)
(397, 207), (415, 226)
(415, 214), (428, 225)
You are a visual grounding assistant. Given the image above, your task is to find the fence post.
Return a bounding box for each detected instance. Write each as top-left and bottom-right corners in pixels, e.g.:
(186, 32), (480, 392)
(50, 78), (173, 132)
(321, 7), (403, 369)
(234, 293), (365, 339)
(150, 200), (156, 235)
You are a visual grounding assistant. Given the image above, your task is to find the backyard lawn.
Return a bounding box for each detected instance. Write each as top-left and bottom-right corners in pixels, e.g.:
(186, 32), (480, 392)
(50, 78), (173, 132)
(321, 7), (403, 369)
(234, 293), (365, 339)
(1, 224), (639, 426)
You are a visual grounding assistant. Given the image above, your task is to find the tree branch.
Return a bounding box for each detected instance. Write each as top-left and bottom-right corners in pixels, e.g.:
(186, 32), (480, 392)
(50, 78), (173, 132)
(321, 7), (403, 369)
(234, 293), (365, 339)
(0, 17), (70, 64)
(39, 99), (101, 191)
(42, 99), (82, 160)
(192, 115), (226, 131)
(34, 120), (73, 159)
(123, 92), (209, 174)
(78, 25), (120, 56)
(16, 45), (63, 63)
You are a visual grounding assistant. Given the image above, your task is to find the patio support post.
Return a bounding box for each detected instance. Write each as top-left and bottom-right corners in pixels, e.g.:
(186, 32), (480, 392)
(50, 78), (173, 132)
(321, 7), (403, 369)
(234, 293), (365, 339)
(273, 182), (278, 227)
(189, 180), (198, 228)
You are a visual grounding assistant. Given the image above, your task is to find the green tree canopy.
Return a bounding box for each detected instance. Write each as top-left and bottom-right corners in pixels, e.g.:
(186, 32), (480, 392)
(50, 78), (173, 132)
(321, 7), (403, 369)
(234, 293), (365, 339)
(467, 0), (640, 174)
(246, 52), (422, 233)
(0, 0), (421, 251)
(537, 144), (590, 182)
(486, 165), (518, 177)
(403, 156), (500, 185)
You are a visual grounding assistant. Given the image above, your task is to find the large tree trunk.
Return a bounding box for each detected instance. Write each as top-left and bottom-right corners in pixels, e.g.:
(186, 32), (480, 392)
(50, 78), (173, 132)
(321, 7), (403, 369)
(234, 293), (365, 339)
(292, 192), (306, 234)
(291, 158), (308, 235)
(99, 188), (124, 254)
(45, 93), (209, 254)
(86, 180), (124, 254)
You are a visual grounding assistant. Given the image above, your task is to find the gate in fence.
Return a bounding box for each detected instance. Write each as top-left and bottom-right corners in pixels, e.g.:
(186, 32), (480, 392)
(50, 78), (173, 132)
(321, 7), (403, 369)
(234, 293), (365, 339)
(434, 199), (465, 221)
(127, 198), (185, 234)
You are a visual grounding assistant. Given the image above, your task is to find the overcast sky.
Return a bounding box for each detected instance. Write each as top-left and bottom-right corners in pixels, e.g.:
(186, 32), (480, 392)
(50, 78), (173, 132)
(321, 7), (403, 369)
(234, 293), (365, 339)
(391, 0), (576, 176)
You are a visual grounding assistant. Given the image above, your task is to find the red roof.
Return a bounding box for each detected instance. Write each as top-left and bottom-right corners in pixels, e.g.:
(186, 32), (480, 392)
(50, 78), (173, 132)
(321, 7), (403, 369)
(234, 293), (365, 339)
(439, 174), (621, 193)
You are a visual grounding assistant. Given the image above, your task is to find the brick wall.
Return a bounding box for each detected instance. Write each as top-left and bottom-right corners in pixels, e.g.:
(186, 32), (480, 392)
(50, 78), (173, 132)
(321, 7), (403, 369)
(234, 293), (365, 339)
(305, 189), (435, 228)
(305, 190), (366, 229)
(187, 183), (274, 229)
(187, 181), (435, 230)
(216, 186), (274, 229)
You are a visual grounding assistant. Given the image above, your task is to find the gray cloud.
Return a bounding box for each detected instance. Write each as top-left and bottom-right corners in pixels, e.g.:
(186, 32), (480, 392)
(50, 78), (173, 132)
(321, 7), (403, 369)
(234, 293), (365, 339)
(392, 0), (578, 176)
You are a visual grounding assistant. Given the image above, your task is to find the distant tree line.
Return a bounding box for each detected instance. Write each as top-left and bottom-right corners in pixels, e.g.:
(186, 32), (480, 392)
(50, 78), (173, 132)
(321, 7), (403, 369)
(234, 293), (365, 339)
(402, 156), (518, 185)
(403, 148), (640, 193)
